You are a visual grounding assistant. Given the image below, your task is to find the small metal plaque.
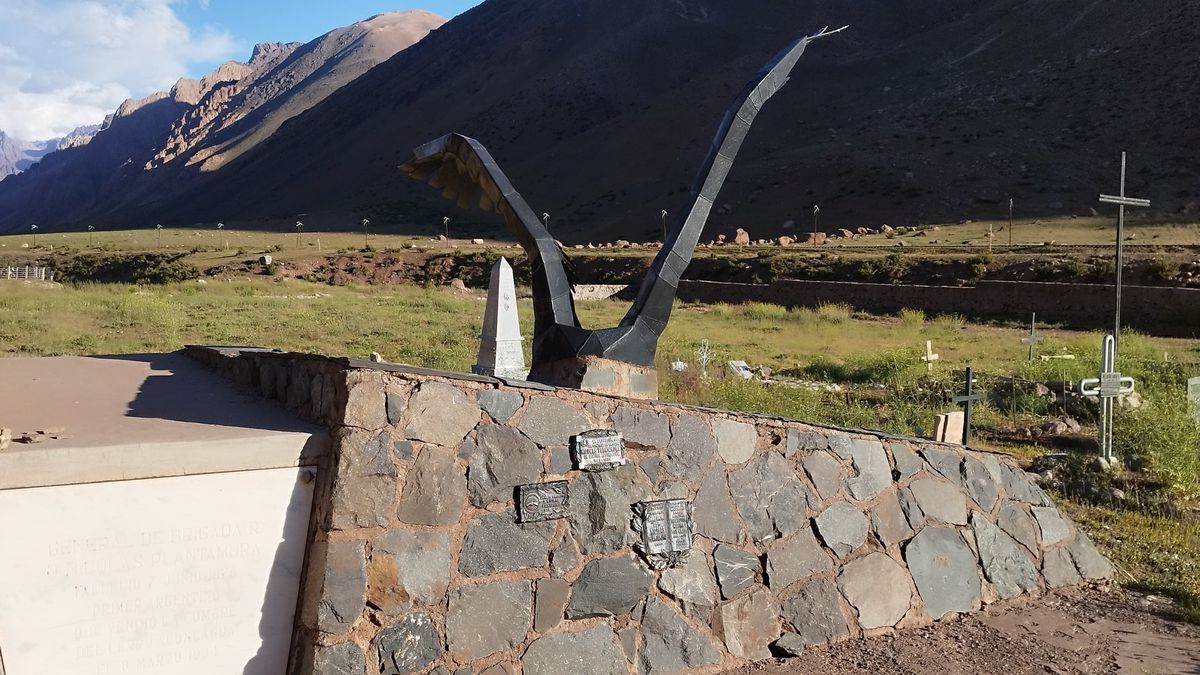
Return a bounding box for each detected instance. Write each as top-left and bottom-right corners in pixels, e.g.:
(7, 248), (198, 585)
(571, 430), (626, 472)
(632, 499), (694, 570)
(1099, 371), (1123, 398)
(516, 481), (569, 523)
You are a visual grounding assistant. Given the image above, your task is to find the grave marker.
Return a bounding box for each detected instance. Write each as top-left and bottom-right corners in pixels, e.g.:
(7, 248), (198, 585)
(921, 340), (939, 372)
(727, 360), (754, 379)
(1097, 152), (1151, 356)
(632, 499), (694, 570)
(951, 366), (986, 445)
(1079, 334), (1136, 460)
(472, 257), (529, 380)
(1188, 377), (1200, 427)
(1021, 313), (1044, 362)
(571, 430), (626, 471)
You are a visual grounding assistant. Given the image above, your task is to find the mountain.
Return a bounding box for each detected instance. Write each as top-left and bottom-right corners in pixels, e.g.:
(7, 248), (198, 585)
(0, 10), (444, 228)
(0, 124), (100, 180)
(2, 1), (1197, 238)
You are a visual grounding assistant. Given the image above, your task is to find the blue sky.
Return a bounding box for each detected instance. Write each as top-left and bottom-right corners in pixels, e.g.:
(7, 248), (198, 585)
(0, 0), (481, 140)
(178, 0), (482, 69)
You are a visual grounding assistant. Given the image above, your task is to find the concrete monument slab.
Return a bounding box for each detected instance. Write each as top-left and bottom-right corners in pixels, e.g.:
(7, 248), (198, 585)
(473, 257), (529, 380)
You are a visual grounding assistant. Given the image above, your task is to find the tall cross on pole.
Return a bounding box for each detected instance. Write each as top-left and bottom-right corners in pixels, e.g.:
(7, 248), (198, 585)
(1007, 196), (1013, 247)
(952, 366), (987, 445)
(1079, 334), (1136, 460)
(1098, 152), (1150, 359)
(812, 204), (820, 245)
(1020, 312), (1044, 362)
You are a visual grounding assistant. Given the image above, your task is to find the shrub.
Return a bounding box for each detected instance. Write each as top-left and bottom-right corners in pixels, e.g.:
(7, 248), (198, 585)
(899, 308), (926, 326)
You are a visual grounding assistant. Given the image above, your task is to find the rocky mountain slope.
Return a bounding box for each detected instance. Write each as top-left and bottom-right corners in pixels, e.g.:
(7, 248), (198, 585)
(0, 10), (444, 229)
(0, 125), (100, 180)
(1, 1), (1196, 240)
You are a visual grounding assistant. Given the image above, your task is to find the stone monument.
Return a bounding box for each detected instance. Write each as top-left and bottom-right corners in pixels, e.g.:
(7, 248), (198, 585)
(1189, 376), (1200, 426)
(472, 257), (529, 380)
(402, 26), (848, 399)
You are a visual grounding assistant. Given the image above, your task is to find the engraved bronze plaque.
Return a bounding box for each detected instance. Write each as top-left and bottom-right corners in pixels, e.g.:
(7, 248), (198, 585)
(571, 430), (626, 472)
(632, 499), (694, 569)
(516, 481), (569, 523)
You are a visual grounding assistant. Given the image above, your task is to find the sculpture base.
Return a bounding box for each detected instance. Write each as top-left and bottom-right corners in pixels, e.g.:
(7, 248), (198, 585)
(528, 357), (658, 400)
(472, 365), (530, 380)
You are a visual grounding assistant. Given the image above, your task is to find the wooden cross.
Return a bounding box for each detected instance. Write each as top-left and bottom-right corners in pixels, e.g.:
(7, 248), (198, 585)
(1020, 312), (1044, 362)
(1079, 334), (1136, 460)
(951, 366), (987, 445)
(920, 340), (939, 372)
(1098, 152), (1150, 357)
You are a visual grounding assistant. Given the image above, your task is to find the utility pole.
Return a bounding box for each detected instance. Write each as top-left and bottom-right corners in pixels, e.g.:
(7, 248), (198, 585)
(661, 210), (668, 242)
(156, 224), (163, 248)
(362, 218), (370, 249)
(1008, 196), (1013, 247)
(812, 204), (820, 245)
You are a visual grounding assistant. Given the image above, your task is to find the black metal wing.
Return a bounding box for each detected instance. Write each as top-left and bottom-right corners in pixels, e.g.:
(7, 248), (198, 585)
(400, 134), (580, 344)
(620, 25), (848, 338)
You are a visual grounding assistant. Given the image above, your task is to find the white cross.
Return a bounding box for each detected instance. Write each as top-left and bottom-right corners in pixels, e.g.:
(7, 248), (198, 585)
(695, 339), (714, 377)
(920, 340), (939, 371)
(1098, 152), (1150, 357)
(1079, 334), (1135, 460)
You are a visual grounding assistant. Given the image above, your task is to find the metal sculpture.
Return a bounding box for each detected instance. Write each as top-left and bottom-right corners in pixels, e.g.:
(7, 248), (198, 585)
(402, 26), (847, 396)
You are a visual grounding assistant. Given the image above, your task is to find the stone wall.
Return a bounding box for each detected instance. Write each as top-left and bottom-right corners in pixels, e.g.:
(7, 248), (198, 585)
(676, 278), (1200, 337)
(187, 347), (1113, 675)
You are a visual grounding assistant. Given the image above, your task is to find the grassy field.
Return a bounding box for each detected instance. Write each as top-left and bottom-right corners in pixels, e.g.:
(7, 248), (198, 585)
(2, 276), (1198, 621)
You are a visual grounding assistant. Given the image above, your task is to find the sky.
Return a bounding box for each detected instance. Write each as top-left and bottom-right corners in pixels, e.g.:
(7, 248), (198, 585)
(0, 0), (480, 141)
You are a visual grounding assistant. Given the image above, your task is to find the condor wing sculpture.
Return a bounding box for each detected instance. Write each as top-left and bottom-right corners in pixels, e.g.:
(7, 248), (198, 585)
(402, 26), (847, 397)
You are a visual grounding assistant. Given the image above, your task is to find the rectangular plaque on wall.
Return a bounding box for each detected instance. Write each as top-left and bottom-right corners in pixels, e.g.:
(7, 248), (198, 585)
(571, 430), (626, 471)
(632, 498), (694, 569)
(516, 481), (569, 523)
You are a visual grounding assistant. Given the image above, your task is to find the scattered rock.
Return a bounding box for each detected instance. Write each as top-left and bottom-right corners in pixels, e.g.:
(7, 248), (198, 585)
(518, 397), (590, 447)
(468, 424), (543, 507)
(459, 508), (555, 577)
(838, 552), (912, 629)
(405, 382), (480, 447)
(0, 427), (10, 451)
(714, 587), (780, 659)
(729, 453), (811, 542)
(639, 598), (721, 673)
(766, 527), (833, 590)
(449, 278), (468, 292)
(778, 578), (850, 649)
(771, 633), (807, 657)
(733, 228), (751, 245)
(971, 513), (1039, 599)
(714, 545), (759, 599)
(714, 419), (756, 464)
(522, 626), (626, 675)
(566, 554), (653, 618)
(398, 447), (466, 525)
(1041, 547), (1082, 588)
(447, 580), (531, 659)
(814, 502), (868, 558)
(663, 415), (717, 476)
(375, 612), (442, 675)
(905, 527), (981, 619)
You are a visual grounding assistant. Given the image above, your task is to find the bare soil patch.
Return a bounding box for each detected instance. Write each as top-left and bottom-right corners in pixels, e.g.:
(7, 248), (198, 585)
(729, 587), (1199, 675)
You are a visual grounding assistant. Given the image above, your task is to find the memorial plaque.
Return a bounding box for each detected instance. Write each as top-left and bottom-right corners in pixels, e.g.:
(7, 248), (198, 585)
(516, 481), (569, 522)
(0, 467), (313, 675)
(571, 430), (627, 471)
(632, 499), (694, 570)
(1099, 371), (1124, 397)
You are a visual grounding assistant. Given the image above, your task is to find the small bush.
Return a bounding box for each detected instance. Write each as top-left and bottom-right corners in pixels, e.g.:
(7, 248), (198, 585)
(899, 308), (926, 326)
(1147, 257), (1180, 282)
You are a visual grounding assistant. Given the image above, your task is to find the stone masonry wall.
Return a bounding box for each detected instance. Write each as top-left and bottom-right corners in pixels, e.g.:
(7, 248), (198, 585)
(675, 278), (1200, 338)
(186, 347), (1114, 675)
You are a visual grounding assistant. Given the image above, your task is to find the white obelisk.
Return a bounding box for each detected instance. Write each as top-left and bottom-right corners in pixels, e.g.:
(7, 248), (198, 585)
(473, 258), (529, 379)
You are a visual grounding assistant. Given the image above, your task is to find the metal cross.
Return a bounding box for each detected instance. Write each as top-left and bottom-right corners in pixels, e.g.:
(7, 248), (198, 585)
(1079, 334), (1136, 460)
(1098, 152), (1150, 359)
(1020, 312), (1044, 362)
(951, 366), (987, 445)
(920, 340), (939, 372)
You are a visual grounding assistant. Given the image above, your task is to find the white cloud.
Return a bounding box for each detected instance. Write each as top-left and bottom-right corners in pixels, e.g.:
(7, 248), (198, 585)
(0, 0), (239, 140)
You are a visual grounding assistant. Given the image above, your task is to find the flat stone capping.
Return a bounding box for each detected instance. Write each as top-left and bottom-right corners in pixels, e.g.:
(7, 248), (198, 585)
(0, 353), (328, 489)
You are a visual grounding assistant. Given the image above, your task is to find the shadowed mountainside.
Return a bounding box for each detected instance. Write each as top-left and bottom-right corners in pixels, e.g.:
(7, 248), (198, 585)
(1, 0), (1197, 241)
